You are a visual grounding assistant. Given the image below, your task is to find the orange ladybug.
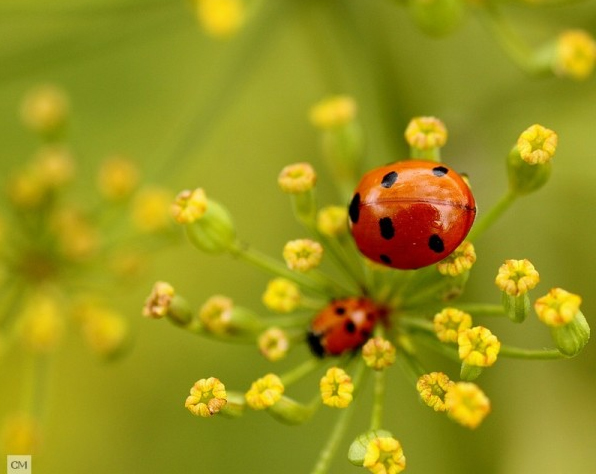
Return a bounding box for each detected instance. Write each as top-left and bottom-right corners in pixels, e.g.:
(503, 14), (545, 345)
(307, 297), (384, 357)
(348, 160), (476, 269)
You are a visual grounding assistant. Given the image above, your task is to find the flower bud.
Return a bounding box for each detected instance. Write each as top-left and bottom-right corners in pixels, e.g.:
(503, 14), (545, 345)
(184, 197), (236, 254)
(495, 259), (540, 323)
(507, 125), (557, 195)
(550, 310), (590, 357)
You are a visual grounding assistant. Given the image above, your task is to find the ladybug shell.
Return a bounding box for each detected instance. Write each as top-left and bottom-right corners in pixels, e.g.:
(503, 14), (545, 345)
(307, 297), (381, 357)
(348, 160), (476, 270)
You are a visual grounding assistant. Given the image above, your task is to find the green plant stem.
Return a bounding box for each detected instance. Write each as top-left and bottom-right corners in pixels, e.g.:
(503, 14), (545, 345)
(311, 358), (366, 474)
(499, 345), (565, 359)
(411, 332), (460, 363)
(230, 242), (350, 297)
(467, 189), (517, 241)
(475, 4), (543, 76)
(281, 357), (324, 387)
(399, 316), (434, 333)
(370, 369), (386, 431)
(454, 303), (506, 317)
(396, 350), (426, 387)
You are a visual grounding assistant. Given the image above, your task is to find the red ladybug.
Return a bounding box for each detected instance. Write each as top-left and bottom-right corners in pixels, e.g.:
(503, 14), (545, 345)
(348, 160), (476, 270)
(307, 297), (384, 357)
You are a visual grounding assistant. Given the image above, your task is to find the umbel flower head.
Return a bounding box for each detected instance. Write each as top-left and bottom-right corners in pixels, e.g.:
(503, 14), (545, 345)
(0, 84), (177, 456)
(145, 101), (588, 473)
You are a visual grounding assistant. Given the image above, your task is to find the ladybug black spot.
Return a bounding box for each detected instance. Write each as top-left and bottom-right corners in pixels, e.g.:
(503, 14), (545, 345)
(348, 193), (360, 224)
(432, 166), (449, 177)
(428, 234), (445, 253)
(380, 254), (392, 265)
(379, 217), (395, 240)
(344, 320), (356, 334)
(334, 306), (346, 316)
(306, 331), (326, 358)
(381, 171), (398, 188)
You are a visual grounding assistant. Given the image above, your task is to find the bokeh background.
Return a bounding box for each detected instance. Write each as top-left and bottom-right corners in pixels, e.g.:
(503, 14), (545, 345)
(1, 0), (596, 473)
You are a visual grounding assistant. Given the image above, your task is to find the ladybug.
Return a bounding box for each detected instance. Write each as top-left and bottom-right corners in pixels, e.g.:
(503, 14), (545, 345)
(348, 160), (476, 270)
(307, 297), (384, 357)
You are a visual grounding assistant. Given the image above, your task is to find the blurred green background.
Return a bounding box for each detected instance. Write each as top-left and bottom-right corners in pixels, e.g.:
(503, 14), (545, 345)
(1, 0), (596, 473)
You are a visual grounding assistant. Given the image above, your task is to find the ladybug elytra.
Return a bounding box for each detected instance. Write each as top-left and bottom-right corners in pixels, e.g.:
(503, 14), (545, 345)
(307, 297), (385, 357)
(348, 160), (476, 270)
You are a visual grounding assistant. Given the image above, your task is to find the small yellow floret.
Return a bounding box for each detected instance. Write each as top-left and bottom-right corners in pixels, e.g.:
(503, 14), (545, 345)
(361, 337), (396, 370)
(143, 281), (175, 319)
(458, 326), (501, 367)
(534, 288), (582, 327)
(437, 241), (476, 276)
(433, 308), (473, 344)
(185, 377), (227, 416)
(445, 382), (491, 429)
(495, 259), (540, 296)
(309, 95), (357, 130)
(283, 239), (323, 272)
(416, 372), (455, 412)
(171, 188), (208, 224)
(404, 116), (448, 150)
(262, 277), (301, 313)
(278, 163), (317, 194)
(554, 29), (596, 81)
(320, 367), (354, 408)
(258, 327), (289, 362)
(516, 125), (558, 165)
(245, 373), (284, 410)
(363, 436), (406, 474)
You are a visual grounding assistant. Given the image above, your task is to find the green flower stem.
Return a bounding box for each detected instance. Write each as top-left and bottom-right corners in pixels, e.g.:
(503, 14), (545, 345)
(454, 303), (506, 317)
(230, 242), (348, 297)
(396, 350), (426, 387)
(467, 189), (517, 242)
(23, 354), (51, 420)
(316, 232), (367, 293)
(475, 4), (543, 76)
(265, 312), (316, 328)
(369, 369), (386, 431)
(311, 358), (366, 474)
(411, 332), (461, 363)
(150, 1), (289, 181)
(399, 316), (434, 333)
(499, 345), (565, 360)
(281, 357), (325, 387)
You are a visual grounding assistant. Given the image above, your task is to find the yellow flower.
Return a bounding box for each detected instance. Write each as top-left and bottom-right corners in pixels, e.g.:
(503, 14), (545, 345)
(245, 373), (284, 410)
(445, 382), (491, 429)
(404, 116), (447, 150)
(437, 241), (476, 276)
(362, 337), (396, 370)
(198, 295), (233, 334)
(458, 326), (500, 367)
(363, 436), (406, 474)
(34, 145), (75, 188)
(534, 288), (582, 327)
(320, 367), (354, 408)
(20, 293), (64, 353)
(433, 308), (472, 344)
(495, 259), (540, 296)
(262, 277), (301, 313)
(81, 308), (128, 358)
(171, 188), (208, 224)
(97, 156), (139, 201)
(1, 413), (42, 455)
(20, 84), (69, 135)
(516, 125), (558, 165)
(132, 186), (174, 233)
(195, 0), (245, 39)
(277, 162), (317, 194)
(143, 281), (175, 319)
(309, 95), (357, 130)
(185, 377), (227, 417)
(316, 205), (349, 237)
(258, 327), (289, 362)
(554, 29), (596, 80)
(416, 372), (454, 412)
(283, 239), (323, 272)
